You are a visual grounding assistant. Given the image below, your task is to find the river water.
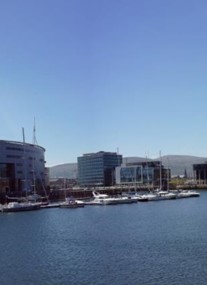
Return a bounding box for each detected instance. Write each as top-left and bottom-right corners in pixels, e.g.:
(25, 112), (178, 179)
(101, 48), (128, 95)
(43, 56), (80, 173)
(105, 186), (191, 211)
(1, 190), (207, 285)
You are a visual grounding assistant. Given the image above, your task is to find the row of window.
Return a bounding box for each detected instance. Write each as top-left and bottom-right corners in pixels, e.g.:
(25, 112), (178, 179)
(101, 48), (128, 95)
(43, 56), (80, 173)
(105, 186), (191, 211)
(6, 155), (43, 162)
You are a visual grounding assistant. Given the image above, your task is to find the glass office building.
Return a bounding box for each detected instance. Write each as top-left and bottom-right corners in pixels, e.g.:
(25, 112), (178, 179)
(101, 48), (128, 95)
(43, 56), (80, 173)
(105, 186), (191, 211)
(77, 151), (122, 187)
(0, 140), (46, 193)
(116, 165), (153, 184)
(116, 161), (167, 187)
(193, 162), (207, 184)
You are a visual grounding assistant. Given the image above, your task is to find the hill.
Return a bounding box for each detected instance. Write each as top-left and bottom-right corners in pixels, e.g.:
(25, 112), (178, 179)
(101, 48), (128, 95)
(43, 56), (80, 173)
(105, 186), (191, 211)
(123, 155), (207, 177)
(48, 155), (207, 178)
(161, 155), (207, 176)
(49, 163), (77, 179)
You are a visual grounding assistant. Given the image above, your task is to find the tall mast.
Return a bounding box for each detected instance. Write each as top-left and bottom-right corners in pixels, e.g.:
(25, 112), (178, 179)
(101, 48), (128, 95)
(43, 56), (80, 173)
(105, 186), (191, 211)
(32, 118), (38, 195)
(145, 155), (150, 191)
(159, 151), (162, 190)
(33, 117), (38, 145)
(22, 128), (28, 192)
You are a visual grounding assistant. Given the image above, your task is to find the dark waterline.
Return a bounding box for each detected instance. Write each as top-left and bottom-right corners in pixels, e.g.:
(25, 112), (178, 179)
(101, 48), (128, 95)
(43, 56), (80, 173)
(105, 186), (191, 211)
(1, 191), (207, 285)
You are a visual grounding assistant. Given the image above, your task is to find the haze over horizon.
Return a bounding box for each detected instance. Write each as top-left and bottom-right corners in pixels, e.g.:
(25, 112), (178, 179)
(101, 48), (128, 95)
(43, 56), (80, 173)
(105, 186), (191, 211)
(1, 0), (207, 167)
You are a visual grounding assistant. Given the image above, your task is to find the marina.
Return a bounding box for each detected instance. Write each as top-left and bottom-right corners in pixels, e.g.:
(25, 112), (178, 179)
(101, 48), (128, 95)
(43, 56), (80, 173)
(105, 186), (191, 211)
(0, 189), (200, 212)
(0, 190), (207, 285)
(1, 2), (207, 284)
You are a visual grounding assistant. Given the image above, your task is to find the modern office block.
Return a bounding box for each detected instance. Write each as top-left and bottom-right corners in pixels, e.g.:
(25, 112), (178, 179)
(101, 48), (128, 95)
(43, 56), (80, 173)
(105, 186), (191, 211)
(116, 160), (170, 188)
(0, 140), (46, 193)
(78, 151), (122, 187)
(193, 162), (207, 184)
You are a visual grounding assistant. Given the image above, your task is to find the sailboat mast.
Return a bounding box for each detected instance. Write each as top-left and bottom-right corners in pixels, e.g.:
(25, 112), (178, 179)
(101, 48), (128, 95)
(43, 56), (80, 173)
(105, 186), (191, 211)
(22, 128), (28, 192)
(33, 117), (38, 145)
(145, 155), (150, 191)
(159, 151), (162, 190)
(167, 157), (170, 191)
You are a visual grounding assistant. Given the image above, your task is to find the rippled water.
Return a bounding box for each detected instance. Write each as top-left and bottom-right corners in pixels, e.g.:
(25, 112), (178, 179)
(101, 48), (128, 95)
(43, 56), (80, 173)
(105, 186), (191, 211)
(1, 191), (207, 285)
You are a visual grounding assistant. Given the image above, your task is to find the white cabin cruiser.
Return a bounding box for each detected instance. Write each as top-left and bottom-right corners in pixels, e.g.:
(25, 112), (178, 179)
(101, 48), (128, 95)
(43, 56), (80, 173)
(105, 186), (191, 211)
(86, 192), (117, 205)
(176, 189), (200, 198)
(137, 191), (176, 202)
(87, 191), (135, 205)
(156, 191), (176, 200)
(59, 197), (84, 208)
(137, 193), (158, 202)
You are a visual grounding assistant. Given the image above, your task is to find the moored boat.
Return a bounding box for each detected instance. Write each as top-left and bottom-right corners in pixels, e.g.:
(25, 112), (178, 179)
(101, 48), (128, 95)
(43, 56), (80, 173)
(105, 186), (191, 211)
(156, 190), (176, 200)
(86, 192), (118, 205)
(137, 193), (157, 202)
(59, 197), (84, 208)
(176, 189), (200, 199)
(86, 191), (135, 205)
(1, 201), (41, 213)
(137, 191), (176, 202)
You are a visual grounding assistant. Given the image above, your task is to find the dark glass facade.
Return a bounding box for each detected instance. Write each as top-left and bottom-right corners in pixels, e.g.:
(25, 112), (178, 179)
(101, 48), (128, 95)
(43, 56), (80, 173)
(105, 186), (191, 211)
(117, 165), (153, 184)
(0, 140), (46, 193)
(78, 151), (122, 186)
(193, 162), (207, 183)
(116, 160), (169, 188)
(119, 166), (144, 183)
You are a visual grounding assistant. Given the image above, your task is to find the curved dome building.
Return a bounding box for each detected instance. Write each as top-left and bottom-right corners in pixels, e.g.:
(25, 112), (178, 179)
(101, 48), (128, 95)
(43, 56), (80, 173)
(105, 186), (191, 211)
(0, 140), (46, 194)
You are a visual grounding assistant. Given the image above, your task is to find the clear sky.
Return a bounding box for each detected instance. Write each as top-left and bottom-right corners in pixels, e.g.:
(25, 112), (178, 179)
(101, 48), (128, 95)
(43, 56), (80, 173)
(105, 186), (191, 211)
(1, 0), (207, 166)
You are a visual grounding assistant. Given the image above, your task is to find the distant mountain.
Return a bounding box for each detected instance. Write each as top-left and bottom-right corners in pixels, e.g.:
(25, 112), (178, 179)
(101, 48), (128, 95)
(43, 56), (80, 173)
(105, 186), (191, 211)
(124, 155), (207, 176)
(162, 155), (207, 176)
(49, 163), (77, 179)
(48, 155), (207, 178)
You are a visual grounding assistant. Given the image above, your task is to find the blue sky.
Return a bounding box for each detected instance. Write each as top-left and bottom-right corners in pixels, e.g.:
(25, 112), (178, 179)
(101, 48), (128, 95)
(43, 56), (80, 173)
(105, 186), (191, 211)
(1, 0), (207, 166)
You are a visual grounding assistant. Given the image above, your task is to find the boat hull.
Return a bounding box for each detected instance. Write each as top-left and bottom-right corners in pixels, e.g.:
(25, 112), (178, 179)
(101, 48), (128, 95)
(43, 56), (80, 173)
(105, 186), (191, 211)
(1, 204), (40, 213)
(60, 203), (84, 208)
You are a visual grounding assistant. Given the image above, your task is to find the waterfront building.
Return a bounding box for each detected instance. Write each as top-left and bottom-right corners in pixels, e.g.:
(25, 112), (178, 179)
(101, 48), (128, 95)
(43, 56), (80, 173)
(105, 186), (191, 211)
(77, 151), (122, 187)
(0, 140), (46, 194)
(193, 162), (207, 184)
(116, 160), (170, 189)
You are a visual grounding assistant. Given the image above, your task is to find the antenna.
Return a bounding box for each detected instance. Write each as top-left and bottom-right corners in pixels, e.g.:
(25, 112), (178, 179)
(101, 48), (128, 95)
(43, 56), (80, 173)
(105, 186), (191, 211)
(33, 117), (38, 145)
(22, 127), (25, 143)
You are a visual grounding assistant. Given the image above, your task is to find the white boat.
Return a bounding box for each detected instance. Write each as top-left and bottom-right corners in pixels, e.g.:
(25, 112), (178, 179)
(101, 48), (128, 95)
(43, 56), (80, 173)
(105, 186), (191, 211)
(59, 177), (85, 208)
(121, 192), (140, 202)
(156, 190), (176, 200)
(1, 201), (41, 213)
(40, 202), (61, 209)
(137, 193), (157, 202)
(188, 190), (200, 197)
(114, 195), (137, 204)
(86, 191), (135, 205)
(86, 192), (117, 205)
(137, 190), (176, 202)
(176, 189), (200, 198)
(59, 197), (84, 208)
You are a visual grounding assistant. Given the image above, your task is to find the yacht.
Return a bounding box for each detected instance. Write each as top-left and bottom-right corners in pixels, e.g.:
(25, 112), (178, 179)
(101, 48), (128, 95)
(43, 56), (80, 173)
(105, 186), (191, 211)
(137, 193), (158, 202)
(0, 201), (41, 213)
(59, 197), (84, 208)
(86, 191), (135, 205)
(156, 190), (176, 200)
(188, 190), (200, 197)
(86, 192), (117, 205)
(176, 189), (200, 199)
(137, 190), (176, 202)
